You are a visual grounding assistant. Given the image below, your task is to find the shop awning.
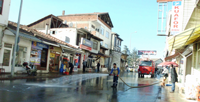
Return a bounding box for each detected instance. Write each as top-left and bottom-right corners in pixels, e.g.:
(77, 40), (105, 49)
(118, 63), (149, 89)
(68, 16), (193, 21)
(8, 28), (42, 42)
(165, 52), (181, 61)
(168, 25), (200, 52)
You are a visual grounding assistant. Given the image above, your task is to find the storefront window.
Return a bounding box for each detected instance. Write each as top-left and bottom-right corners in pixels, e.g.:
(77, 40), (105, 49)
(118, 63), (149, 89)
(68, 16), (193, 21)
(15, 46), (27, 67)
(3, 49), (11, 66)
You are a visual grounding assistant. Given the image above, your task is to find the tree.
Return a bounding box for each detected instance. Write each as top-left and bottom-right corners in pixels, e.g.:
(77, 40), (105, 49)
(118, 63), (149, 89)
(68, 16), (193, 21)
(122, 45), (130, 55)
(127, 48), (140, 67)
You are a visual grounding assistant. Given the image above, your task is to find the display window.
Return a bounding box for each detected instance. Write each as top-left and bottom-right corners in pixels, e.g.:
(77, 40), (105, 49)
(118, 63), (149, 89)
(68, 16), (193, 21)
(30, 41), (49, 70)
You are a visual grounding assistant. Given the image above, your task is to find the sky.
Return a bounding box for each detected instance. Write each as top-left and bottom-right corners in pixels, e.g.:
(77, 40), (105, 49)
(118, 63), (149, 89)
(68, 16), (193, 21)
(8, 0), (166, 59)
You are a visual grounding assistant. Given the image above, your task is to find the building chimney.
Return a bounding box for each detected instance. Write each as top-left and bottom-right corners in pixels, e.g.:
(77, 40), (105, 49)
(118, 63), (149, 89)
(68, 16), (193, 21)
(62, 10), (65, 16)
(45, 24), (49, 34)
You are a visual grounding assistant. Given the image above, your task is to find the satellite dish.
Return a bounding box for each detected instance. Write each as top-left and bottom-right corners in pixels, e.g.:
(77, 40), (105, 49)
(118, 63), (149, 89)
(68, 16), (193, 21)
(69, 22), (73, 27)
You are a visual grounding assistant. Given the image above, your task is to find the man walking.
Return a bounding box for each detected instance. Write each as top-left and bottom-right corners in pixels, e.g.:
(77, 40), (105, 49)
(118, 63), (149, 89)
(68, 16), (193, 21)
(109, 63), (120, 88)
(83, 60), (86, 73)
(69, 62), (74, 74)
(170, 64), (178, 93)
(97, 62), (100, 72)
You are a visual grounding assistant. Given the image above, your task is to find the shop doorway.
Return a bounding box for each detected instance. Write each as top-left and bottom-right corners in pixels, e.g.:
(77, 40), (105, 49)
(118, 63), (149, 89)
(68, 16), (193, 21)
(40, 48), (48, 68)
(49, 52), (60, 72)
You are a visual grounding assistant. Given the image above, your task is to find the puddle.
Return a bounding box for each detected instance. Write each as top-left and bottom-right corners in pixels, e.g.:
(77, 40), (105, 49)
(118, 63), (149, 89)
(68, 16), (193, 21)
(25, 74), (109, 87)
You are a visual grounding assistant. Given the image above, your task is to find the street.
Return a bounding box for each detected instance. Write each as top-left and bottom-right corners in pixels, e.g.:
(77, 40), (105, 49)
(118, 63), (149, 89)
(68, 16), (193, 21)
(0, 72), (161, 102)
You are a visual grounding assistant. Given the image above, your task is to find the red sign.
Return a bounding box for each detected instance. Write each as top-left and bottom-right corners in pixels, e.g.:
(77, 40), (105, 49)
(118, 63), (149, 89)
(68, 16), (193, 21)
(138, 50), (157, 55)
(80, 44), (92, 51)
(171, 1), (182, 34)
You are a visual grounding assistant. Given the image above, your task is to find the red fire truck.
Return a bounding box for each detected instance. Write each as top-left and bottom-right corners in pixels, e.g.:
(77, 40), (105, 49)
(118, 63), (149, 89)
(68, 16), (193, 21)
(138, 58), (155, 78)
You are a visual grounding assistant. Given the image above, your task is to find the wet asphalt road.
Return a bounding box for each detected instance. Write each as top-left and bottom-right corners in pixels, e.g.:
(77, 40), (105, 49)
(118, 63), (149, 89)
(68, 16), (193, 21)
(0, 72), (161, 102)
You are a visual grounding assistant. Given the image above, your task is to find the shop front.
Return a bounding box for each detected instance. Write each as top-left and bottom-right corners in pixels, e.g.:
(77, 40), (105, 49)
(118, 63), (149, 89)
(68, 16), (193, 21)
(79, 38), (93, 70)
(49, 46), (62, 72)
(30, 41), (49, 71)
(0, 35), (32, 72)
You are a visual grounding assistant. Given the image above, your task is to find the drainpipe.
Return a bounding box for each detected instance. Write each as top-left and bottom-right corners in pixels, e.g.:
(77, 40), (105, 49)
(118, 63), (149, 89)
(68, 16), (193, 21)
(0, 27), (6, 49)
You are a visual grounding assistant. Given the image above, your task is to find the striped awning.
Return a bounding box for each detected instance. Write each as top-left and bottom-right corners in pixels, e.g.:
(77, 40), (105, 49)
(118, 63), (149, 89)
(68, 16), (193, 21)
(168, 25), (200, 52)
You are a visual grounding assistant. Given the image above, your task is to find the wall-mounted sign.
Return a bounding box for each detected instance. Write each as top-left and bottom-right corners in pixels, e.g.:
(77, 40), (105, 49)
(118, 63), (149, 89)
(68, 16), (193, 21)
(171, 1), (182, 35)
(138, 50), (157, 55)
(80, 38), (92, 51)
(81, 38), (93, 48)
(32, 41), (49, 50)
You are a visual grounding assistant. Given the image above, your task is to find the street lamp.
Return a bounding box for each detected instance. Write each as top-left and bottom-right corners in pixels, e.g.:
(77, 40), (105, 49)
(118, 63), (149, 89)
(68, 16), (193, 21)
(130, 31), (137, 52)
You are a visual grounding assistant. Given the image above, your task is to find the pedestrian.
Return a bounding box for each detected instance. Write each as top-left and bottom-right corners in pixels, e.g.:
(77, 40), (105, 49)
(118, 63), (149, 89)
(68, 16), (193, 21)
(69, 62), (74, 74)
(83, 60), (86, 73)
(155, 67), (158, 76)
(97, 62), (100, 72)
(109, 63), (120, 88)
(170, 64), (178, 93)
(162, 66), (169, 80)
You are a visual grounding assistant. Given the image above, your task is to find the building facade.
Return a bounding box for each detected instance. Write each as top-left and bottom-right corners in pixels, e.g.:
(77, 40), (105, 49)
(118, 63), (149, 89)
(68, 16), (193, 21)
(110, 33), (123, 69)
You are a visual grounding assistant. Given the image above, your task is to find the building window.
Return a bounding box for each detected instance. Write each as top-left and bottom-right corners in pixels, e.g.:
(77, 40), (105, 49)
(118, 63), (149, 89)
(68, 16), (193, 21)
(15, 46), (27, 67)
(65, 36), (70, 43)
(114, 37), (116, 47)
(3, 49), (11, 66)
(4, 43), (12, 48)
(0, 0), (3, 15)
(106, 31), (109, 38)
(100, 41), (103, 45)
(93, 41), (98, 50)
(100, 27), (104, 35)
(91, 25), (95, 29)
(51, 30), (57, 35)
(105, 43), (108, 48)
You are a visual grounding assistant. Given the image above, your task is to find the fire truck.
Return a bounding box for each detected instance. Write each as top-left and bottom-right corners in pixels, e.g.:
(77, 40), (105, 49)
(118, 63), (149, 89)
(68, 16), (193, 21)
(138, 57), (155, 78)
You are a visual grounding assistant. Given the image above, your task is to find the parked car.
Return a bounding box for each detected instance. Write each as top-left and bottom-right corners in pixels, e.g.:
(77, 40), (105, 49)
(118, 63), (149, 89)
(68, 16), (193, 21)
(128, 67), (134, 72)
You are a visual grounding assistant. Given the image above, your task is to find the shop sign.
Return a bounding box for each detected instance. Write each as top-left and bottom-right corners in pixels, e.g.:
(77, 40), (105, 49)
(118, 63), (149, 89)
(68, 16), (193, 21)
(80, 44), (92, 51)
(171, 1), (182, 35)
(50, 53), (55, 58)
(138, 50), (157, 55)
(32, 41), (49, 50)
(81, 38), (93, 48)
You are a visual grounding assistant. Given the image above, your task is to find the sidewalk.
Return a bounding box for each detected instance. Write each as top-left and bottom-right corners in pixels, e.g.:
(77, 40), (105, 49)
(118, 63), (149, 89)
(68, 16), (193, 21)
(155, 81), (196, 102)
(0, 71), (106, 80)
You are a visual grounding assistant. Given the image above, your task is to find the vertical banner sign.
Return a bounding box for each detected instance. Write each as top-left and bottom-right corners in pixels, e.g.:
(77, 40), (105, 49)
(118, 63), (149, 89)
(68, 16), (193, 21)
(171, 1), (182, 35)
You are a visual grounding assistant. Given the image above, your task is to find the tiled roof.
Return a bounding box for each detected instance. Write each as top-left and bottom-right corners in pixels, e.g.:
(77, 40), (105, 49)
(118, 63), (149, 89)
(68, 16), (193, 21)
(8, 21), (77, 49)
(59, 12), (108, 16)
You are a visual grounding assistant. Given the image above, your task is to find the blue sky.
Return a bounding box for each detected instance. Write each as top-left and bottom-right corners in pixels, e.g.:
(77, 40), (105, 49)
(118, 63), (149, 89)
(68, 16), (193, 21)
(8, 0), (166, 58)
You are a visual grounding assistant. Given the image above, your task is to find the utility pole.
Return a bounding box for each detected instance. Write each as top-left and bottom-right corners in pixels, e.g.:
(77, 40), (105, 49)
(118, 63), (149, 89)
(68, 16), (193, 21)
(11, 0), (23, 76)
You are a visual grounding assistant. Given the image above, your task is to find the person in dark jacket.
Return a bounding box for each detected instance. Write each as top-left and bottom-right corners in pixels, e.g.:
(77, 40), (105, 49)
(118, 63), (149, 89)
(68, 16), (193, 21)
(170, 64), (178, 93)
(97, 62), (100, 72)
(83, 60), (86, 73)
(69, 62), (74, 74)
